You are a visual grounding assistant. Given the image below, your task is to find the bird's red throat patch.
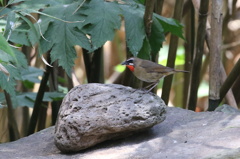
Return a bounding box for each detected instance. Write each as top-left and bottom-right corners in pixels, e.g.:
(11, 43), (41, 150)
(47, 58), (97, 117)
(126, 65), (134, 72)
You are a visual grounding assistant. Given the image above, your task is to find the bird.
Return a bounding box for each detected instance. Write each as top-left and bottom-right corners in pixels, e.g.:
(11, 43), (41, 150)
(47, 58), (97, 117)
(121, 57), (189, 92)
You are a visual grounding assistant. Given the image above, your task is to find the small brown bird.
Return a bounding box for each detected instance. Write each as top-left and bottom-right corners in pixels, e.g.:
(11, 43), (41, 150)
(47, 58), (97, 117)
(121, 57), (189, 92)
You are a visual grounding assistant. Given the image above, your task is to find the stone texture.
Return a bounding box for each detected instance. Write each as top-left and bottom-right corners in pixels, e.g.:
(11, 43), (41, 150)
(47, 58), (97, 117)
(54, 83), (167, 152)
(0, 106), (240, 159)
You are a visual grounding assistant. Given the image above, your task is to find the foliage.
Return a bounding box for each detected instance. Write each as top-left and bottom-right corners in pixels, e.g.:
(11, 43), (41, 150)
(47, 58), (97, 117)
(0, 0), (184, 107)
(0, 91), (65, 108)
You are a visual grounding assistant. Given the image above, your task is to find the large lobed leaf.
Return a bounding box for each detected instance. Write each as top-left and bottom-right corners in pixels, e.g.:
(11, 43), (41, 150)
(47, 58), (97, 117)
(120, 2), (166, 59)
(120, 4), (146, 57)
(82, 0), (122, 50)
(38, 1), (91, 76)
(154, 13), (185, 40)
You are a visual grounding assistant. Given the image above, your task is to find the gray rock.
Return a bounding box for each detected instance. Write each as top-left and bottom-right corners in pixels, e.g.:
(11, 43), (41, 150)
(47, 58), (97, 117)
(54, 83), (167, 152)
(215, 104), (240, 114)
(0, 107), (240, 159)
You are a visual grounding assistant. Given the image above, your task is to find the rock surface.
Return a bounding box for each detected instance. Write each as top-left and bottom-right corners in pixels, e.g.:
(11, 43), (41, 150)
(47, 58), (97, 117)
(0, 106), (240, 159)
(55, 84), (166, 152)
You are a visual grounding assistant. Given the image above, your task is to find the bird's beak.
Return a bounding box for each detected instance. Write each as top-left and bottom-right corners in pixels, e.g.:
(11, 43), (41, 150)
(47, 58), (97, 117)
(121, 61), (127, 65)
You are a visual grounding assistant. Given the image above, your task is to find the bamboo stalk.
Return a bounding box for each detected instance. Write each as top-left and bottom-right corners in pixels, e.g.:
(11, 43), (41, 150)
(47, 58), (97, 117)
(49, 61), (61, 125)
(219, 63), (238, 108)
(219, 59), (240, 105)
(154, 0), (164, 15)
(28, 53), (52, 135)
(183, 0), (194, 108)
(161, 0), (184, 105)
(232, 76), (240, 106)
(208, 0), (223, 111)
(205, 18), (237, 110)
(188, 0), (209, 111)
(4, 91), (20, 141)
(82, 48), (104, 83)
(82, 48), (92, 82)
(37, 103), (47, 131)
(90, 48), (104, 83)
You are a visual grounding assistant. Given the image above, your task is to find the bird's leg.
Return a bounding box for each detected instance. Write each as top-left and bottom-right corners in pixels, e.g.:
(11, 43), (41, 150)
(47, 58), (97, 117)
(144, 81), (160, 93)
(144, 83), (155, 89)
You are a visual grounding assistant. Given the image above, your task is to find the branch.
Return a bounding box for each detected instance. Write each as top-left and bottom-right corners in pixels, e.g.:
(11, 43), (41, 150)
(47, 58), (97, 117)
(144, 0), (155, 37)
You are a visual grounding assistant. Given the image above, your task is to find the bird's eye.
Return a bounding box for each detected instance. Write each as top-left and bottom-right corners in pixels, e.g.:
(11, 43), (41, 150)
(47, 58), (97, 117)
(127, 59), (134, 65)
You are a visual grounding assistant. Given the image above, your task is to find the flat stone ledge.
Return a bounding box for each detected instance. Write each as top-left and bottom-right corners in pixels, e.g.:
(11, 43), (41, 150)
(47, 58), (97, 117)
(0, 106), (239, 159)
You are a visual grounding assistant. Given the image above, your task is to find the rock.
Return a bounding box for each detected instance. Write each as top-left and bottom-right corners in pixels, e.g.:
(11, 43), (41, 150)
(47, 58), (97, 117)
(54, 83), (167, 152)
(215, 104), (240, 114)
(0, 107), (240, 159)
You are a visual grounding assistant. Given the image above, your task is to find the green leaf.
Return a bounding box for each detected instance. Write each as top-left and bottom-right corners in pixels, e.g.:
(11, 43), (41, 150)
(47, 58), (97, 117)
(17, 12), (40, 46)
(44, 92), (66, 101)
(8, 21), (32, 46)
(0, 91), (65, 108)
(16, 92), (65, 107)
(22, 80), (34, 89)
(7, 0), (26, 5)
(6, 11), (39, 47)
(0, 50), (15, 63)
(39, 2), (91, 76)
(136, 0), (145, 5)
(0, 33), (17, 63)
(154, 14), (185, 39)
(120, 4), (146, 55)
(13, 49), (28, 68)
(137, 37), (151, 60)
(3, 11), (16, 41)
(149, 16), (165, 53)
(0, 7), (11, 17)
(83, 0), (121, 50)
(21, 66), (43, 83)
(0, 68), (16, 96)
(4, 63), (21, 80)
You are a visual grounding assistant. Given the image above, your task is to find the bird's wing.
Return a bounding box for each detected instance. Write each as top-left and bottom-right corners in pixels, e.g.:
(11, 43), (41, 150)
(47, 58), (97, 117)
(139, 60), (174, 73)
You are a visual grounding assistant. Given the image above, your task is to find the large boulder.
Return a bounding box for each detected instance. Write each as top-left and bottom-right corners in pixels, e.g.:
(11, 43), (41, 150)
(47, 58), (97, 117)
(0, 106), (240, 159)
(54, 83), (166, 152)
